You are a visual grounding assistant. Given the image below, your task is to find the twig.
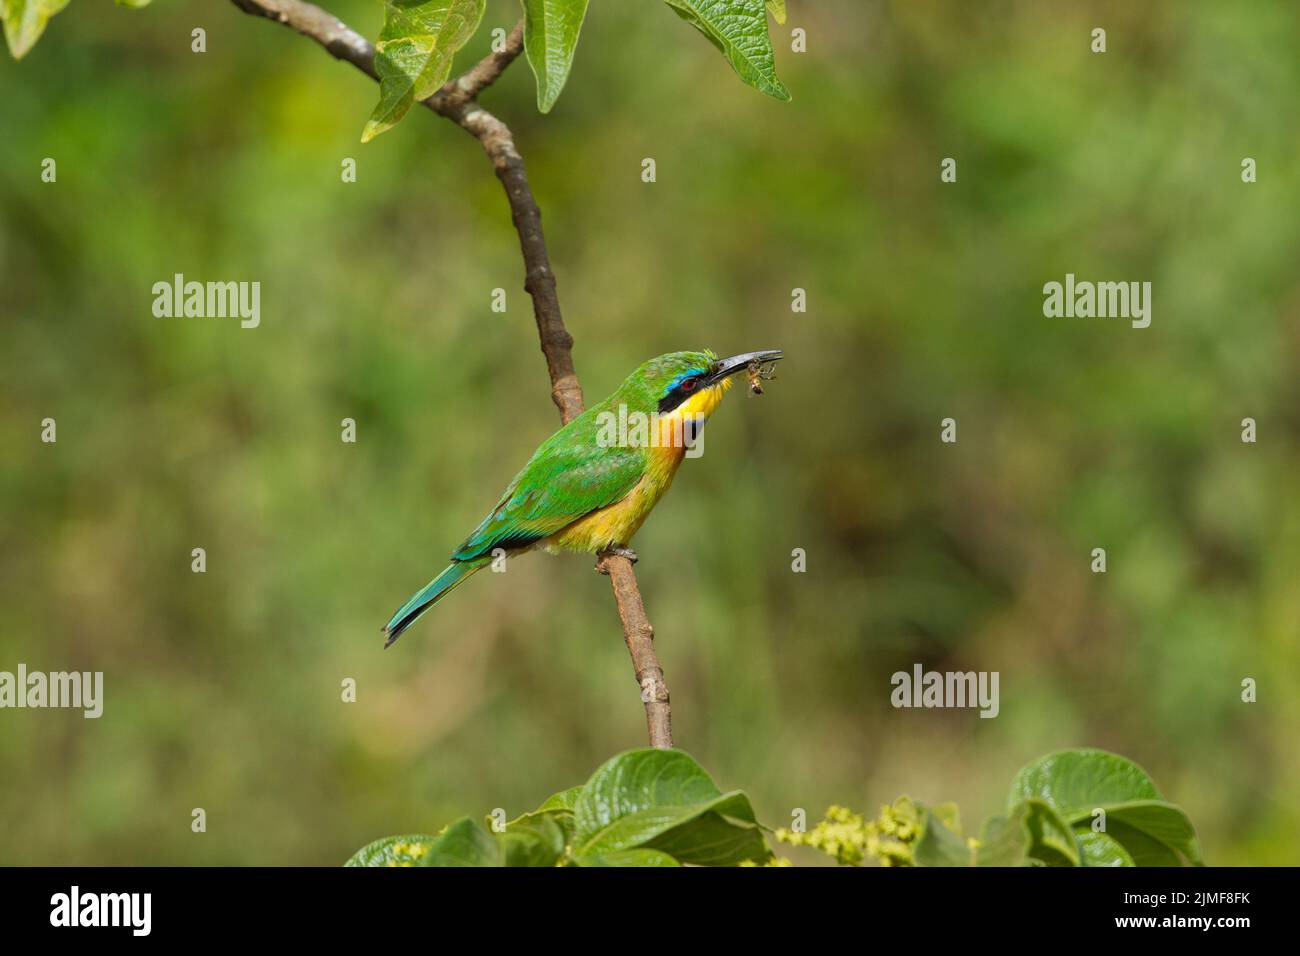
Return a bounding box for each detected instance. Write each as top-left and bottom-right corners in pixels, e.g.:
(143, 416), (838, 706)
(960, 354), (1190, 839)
(597, 553), (672, 748)
(230, 0), (672, 748)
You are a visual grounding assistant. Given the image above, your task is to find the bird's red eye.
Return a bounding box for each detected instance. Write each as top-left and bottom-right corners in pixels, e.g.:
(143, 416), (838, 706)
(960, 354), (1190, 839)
(681, 378), (698, 392)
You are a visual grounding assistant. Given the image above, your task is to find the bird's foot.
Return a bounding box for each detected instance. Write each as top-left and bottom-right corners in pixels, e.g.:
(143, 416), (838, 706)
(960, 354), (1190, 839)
(595, 546), (639, 574)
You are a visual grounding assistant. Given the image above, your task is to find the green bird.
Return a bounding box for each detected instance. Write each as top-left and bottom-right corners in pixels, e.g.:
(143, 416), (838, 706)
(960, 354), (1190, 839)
(382, 348), (783, 647)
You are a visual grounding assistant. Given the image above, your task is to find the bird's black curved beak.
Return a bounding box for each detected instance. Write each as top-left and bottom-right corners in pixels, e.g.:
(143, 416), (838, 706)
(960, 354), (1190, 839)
(706, 349), (783, 387)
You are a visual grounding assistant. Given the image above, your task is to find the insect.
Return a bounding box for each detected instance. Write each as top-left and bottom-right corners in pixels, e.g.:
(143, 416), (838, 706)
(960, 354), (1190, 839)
(747, 358), (778, 395)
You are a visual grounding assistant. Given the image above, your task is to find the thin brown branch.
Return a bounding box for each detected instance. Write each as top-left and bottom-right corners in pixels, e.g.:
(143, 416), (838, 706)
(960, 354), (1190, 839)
(597, 553), (672, 747)
(230, 0), (672, 748)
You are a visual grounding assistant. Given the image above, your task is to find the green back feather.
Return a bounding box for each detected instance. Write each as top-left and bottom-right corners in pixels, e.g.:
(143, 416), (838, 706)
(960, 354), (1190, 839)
(384, 351), (720, 642)
(453, 351), (717, 560)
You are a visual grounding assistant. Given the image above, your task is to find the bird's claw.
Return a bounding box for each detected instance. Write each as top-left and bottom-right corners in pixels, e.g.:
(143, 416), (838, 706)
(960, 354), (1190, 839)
(596, 547), (639, 574)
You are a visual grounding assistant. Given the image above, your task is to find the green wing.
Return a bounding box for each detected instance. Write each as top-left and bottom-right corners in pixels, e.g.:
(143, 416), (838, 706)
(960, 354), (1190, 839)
(453, 436), (645, 561)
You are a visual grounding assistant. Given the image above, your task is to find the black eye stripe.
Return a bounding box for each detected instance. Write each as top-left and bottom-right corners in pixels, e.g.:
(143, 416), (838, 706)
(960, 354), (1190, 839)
(657, 373), (707, 414)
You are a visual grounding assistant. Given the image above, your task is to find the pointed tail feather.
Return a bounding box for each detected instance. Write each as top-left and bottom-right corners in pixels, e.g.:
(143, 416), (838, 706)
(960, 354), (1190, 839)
(383, 560), (484, 648)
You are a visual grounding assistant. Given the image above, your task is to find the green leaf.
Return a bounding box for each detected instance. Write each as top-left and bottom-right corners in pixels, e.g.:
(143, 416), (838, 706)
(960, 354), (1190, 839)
(350, 813), (571, 868)
(534, 785), (584, 813)
(765, 0), (786, 25)
(572, 748), (771, 866)
(1009, 748), (1202, 866)
(114, 0), (152, 8)
(1020, 799), (1080, 866)
(973, 799), (1081, 867)
(1075, 830), (1137, 867)
(503, 784), (582, 853)
(619, 800), (769, 866)
(508, 806), (575, 844)
(521, 0), (590, 113)
(926, 801), (962, 834)
(2, 0), (69, 59)
(576, 848), (680, 867)
(418, 816), (503, 866)
(975, 812), (1027, 867)
(1009, 748), (1163, 817)
(577, 791), (768, 865)
(911, 801), (972, 866)
(362, 0), (486, 143)
(662, 0), (790, 101)
(497, 813), (567, 867)
(344, 833), (439, 867)
(1085, 819), (1181, 866)
(1095, 802), (1203, 865)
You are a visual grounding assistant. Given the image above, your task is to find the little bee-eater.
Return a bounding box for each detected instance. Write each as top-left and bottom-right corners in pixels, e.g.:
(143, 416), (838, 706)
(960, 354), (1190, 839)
(383, 349), (783, 646)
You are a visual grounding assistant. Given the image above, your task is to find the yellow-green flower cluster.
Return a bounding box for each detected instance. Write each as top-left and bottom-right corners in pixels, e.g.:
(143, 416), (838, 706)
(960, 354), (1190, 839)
(384, 840), (430, 866)
(775, 800), (920, 867)
(869, 799), (919, 867)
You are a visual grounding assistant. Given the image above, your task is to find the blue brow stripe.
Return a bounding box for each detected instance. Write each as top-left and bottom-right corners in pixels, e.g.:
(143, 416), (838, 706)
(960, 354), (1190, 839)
(665, 369), (705, 393)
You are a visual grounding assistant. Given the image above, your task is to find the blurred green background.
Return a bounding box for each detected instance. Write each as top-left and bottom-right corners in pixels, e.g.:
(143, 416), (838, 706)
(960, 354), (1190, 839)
(2, 0), (1298, 865)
